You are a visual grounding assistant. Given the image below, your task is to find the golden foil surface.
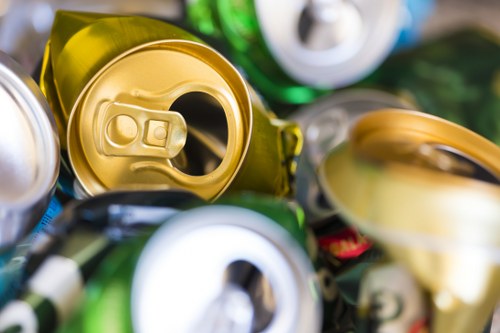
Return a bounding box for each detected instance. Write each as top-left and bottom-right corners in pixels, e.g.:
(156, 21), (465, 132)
(41, 11), (302, 200)
(319, 109), (500, 333)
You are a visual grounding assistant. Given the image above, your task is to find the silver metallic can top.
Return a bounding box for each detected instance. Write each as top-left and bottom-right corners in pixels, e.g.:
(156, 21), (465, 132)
(132, 205), (322, 333)
(0, 51), (59, 248)
(255, 0), (402, 88)
(291, 89), (415, 221)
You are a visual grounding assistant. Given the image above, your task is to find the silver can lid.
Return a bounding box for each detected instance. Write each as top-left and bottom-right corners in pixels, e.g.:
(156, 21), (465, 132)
(291, 89), (414, 221)
(0, 51), (59, 247)
(132, 205), (322, 333)
(255, 0), (402, 88)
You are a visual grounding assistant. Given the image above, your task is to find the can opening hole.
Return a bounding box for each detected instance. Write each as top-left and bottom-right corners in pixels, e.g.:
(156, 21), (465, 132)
(224, 260), (276, 332)
(169, 92), (228, 176)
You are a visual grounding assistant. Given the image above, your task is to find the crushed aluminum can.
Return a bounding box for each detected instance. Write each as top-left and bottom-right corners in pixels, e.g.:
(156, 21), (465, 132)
(40, 11), (302, 201)
(51, 198), (323, 333)
(0, 189), (201, 333)
(0, 50), (59, 251)
(0, 0), (183, 73)
(290, 88), (415, 222)
(187, 0), (405, 104)
(357, 262), (429, 333)
(319, 109), (500, 333)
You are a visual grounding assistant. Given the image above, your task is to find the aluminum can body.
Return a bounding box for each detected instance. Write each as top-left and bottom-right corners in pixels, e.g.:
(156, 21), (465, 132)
(40, 11), (302, 201)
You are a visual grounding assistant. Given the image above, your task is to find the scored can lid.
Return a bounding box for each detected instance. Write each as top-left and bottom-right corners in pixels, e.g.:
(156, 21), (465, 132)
(67, 39), (252, 200)
(319, 109), (500, 246)
(255, 0), (402, 88)
(0, 51), (59, 245)
(132, 205), (322, 333)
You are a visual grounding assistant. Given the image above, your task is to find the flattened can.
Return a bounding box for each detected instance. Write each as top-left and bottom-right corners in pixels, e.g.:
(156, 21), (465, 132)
(40, 11), (302, 201)
(290, 88), (415, 222)
(187, 0), (403, 104)
(0, 51), (59, 250)
(319, 110), (500, 333)
(55, 198), (323, 333)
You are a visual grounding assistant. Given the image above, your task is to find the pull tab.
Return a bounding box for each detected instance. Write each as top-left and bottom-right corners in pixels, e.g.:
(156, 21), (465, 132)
(96, 102), (187, 159)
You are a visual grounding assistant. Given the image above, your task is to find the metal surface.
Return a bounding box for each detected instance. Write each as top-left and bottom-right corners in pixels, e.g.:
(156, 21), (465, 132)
(0, 50), (59, 250)
(132, 205), (321, 333)
(255, 0), (401, 87)
(357, 263), (428, 332)
(291, 89), (414, 222)
(319, 109), (500, 333)
(41, 11), (302, 201)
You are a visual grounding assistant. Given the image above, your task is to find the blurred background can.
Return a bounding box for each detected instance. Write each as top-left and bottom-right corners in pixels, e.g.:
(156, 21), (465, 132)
(0, 0), (184, 73)
(289, 88), (415, 223)
(40, 11), (302, 201)
(319, 110), (500, 333)
(186, 0), (435, 105)
(55, 196), (323, 333)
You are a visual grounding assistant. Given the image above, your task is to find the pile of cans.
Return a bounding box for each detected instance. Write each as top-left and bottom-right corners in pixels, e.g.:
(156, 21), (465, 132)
(0, 1), (498, 332)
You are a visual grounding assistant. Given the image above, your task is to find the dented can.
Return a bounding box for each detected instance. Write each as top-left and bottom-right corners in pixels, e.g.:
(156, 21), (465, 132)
(187, 0), (404, 104)
(40, 11), (302, 201)
(290, 88), (415, 222)
(53, 195), (324, 333)
(319, 109), (500, 333)
(357, 262), (429, 333)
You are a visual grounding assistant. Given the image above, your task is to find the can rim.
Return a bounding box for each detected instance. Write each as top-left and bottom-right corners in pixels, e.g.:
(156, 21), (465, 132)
(318, 110), (500, 250)
(0, 51), (59, 208)
(131, 205), (322, 333)
(67, 39), (253, 200)
(255, 0), (402, 87)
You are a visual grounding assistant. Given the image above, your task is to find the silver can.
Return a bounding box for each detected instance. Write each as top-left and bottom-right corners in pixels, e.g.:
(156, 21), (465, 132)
(290, 88), (415, 222)
(255, 0), (403, 88)
(0, 51), (59, 249)
(132, 205), (322, 333)
(357, 262), (429, 333)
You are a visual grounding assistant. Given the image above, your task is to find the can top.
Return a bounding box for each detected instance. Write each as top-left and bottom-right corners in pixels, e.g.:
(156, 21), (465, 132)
(0, 51), (59, 208)
(319, 109), (500, 248)
(67, 39), (252, 200)
(132, 205), (321, 333)
(255, 0), (402, 88)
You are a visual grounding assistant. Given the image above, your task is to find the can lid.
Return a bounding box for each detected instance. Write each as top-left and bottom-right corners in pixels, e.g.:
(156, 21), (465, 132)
(293, 89), (415, 167)
(255, 0), (402, 88)
(0, 51), (59, 208)
(318, 109), (500, 248)
(132, 205), (321, 333)
(68, 40), (252, 200)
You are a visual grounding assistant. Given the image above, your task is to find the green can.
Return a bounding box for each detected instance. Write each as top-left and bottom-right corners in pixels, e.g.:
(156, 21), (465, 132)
(55, 194), (354, 332)
(187, 0), (404, 105)
(357, 27), (500, 146)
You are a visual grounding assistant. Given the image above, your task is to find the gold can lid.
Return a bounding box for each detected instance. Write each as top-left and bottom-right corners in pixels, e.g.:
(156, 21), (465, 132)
(68, 40), (252, 200)
(349, 109), (500, 182)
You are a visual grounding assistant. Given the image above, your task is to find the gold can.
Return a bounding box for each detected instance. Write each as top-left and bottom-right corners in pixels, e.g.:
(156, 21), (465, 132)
(318, 109), (500, 333)
(41, 11), (302, 200)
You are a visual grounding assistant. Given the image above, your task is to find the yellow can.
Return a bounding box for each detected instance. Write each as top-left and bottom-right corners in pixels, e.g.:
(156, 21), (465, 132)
(41, 11), (302, 200)
(319, 109), (500, 333)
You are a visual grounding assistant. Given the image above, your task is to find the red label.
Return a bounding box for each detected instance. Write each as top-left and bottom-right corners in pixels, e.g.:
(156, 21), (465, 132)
(318, 227), (372, 259)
